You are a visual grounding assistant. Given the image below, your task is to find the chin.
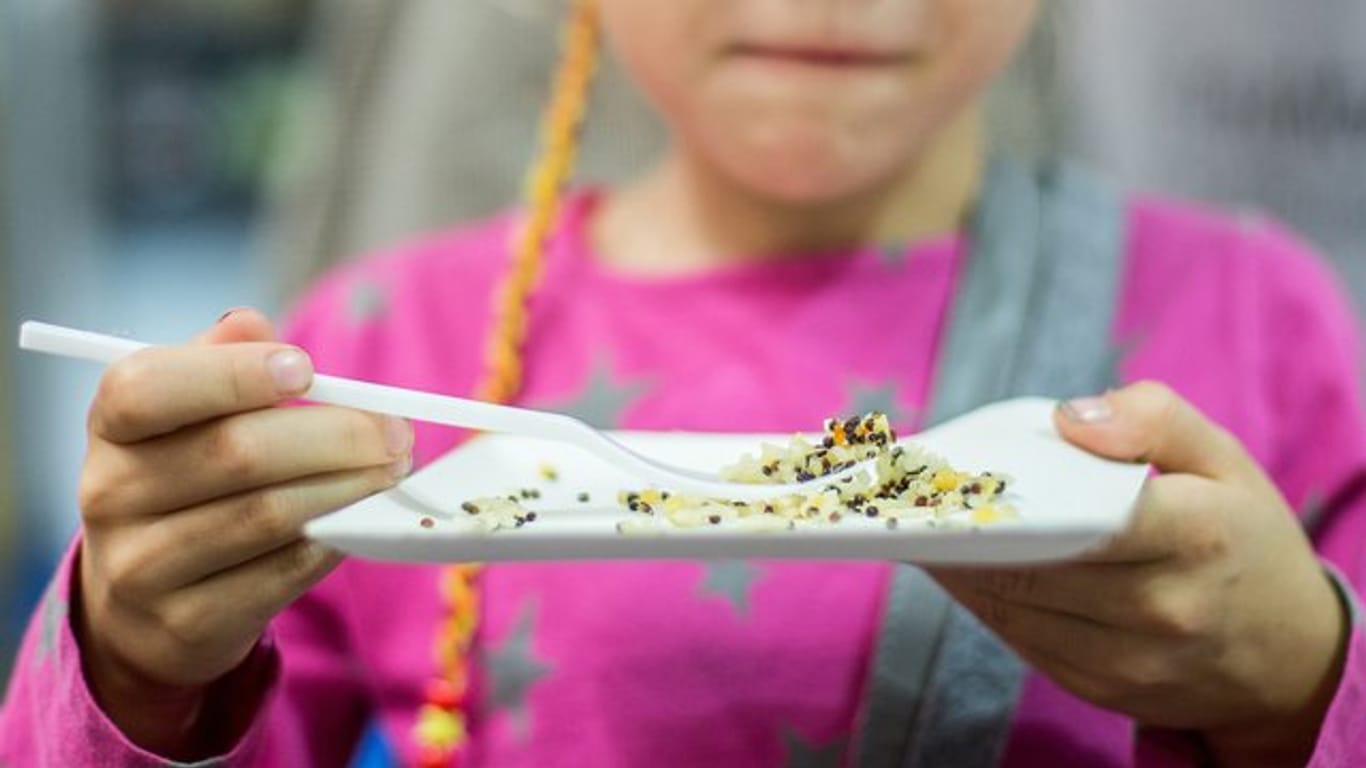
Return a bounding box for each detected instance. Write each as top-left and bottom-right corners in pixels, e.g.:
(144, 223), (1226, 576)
(713, 128), (905, 206)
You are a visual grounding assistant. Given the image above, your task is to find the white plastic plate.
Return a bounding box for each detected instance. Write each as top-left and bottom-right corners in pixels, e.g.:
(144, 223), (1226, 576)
(306, 398), (1149, 565)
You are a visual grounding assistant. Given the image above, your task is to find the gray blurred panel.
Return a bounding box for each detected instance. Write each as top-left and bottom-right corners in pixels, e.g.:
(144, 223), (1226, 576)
(3, 0), (108, 558)
(1062, 0), (1366, 323)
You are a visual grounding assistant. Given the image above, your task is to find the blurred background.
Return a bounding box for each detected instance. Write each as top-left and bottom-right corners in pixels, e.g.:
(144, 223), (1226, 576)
(2, 1), (1364, 764)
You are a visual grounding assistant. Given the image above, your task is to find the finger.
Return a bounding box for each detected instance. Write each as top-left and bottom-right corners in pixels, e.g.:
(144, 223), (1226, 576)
(932, 562), (1144, 628)
(133, 464), (402, 588)
(194, 307), (277, 346)
(949, 586), (1169, 688)
(90, 342), (314, 444)
(1054, 381), (1257, 483)
(87, 405), (413, 516)
(167, 538), (344, 639)
(1074, 473), (1232, 565)
(933, 556), (1217, 636)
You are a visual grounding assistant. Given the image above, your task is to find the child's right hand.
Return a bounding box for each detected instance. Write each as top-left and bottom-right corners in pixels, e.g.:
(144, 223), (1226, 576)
(73, 309), (412, 754)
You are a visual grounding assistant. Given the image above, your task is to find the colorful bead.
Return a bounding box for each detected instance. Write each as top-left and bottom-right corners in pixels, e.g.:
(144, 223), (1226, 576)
(425, 676), (468, 710)
(416, 743), (452, 768)
(415, 704), (467, 749)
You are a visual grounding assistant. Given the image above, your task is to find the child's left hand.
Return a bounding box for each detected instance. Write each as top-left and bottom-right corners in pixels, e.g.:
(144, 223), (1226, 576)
(930, 382), (1349, 766)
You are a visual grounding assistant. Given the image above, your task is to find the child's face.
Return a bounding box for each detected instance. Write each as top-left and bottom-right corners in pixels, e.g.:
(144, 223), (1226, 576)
(601, 0), (1036, 204)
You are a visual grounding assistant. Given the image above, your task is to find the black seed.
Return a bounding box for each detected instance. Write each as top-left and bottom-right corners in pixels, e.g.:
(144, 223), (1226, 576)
(708, 514), (722, 525)
(763, 504), (775, 515)
(866, 505), (880, 518)
(577, 492), (591, 503)
(796, 470), (814, 482)
(996, 481), (1008, 494)
(629, 501), (641, 512)
(639, 502), (653, 515)
(661, 491), (670, 500)
(968, 483), (982, 495)
(461, 502), (479, 514)
(761, 465), (775, 476)
(822, 436), (835, 449)
(526, 512), (538, 522)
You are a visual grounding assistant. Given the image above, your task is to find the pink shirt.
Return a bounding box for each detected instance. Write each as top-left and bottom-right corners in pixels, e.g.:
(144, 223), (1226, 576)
(3, 191), (1364, 766)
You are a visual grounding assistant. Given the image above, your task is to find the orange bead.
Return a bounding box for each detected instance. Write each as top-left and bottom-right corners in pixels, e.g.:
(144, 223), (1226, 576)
(416, 744), (449, 768)
(425, 676), (468, 710)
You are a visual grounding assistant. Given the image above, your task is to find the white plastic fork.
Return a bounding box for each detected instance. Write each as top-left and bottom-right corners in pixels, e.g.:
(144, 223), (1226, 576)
(18, 321), (875, 501)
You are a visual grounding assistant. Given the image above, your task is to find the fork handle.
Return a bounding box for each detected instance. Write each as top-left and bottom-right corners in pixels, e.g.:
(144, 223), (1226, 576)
(18, 321), (578, 437)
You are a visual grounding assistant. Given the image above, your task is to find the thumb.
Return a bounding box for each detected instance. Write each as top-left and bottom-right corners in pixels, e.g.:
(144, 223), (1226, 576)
(195, 307), (278, 346)
(1054, 381), (1254, 482)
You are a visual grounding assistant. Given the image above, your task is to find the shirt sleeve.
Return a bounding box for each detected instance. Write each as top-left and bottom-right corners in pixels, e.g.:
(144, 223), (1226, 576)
(0, 540), (277, 766)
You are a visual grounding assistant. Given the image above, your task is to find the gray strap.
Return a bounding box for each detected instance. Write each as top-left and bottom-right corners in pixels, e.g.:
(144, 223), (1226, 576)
(1009, 164), (1127, 399)
(855, 568), (953, 768)
(926, 159), (1044, 423)
(855, 158), (1127, 768)
(900, 607), (1025, 768)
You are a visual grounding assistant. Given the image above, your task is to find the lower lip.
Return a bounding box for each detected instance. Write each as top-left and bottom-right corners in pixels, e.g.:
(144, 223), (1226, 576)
(729, 48), (910, 71)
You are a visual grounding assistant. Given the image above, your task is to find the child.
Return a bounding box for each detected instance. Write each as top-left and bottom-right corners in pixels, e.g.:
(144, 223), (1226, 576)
(3, 1), (1364, 765)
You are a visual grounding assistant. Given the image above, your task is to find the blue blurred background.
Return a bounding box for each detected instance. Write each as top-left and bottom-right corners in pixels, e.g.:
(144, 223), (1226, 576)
(2, 1), (1364, 765)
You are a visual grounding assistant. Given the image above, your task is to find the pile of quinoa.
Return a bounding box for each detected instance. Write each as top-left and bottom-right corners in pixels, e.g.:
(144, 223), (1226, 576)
(616, 412), (1014, 533)
(442, 411), (1014, 534)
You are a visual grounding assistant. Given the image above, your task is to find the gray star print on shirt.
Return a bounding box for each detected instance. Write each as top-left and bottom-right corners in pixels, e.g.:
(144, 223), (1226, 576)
(783, 728), (847, 768)
(35, 584), (67, 668)
(548, 356), (651, 429)
(879, 242), (909, 266)
(483, 602), (552, 737)
(697, 561), (761, 617)
(346, 279), (388, 324)
(846, 380), (912, 427)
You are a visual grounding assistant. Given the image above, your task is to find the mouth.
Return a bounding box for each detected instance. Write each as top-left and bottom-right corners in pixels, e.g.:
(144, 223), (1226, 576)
(727, 42), (913, 70)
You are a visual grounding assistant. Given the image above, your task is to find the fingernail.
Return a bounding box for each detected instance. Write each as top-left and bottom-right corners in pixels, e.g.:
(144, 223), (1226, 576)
(390, 454), (413, 481)
(1060, 395), (1113, 423)
(267, 349), (313, 395)
(217, 307), (250, 324)
(384, 416), (414, 456)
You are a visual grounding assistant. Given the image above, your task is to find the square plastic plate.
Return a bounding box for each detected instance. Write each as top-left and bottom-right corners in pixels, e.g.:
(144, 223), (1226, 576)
(306, 398), (1148, 565)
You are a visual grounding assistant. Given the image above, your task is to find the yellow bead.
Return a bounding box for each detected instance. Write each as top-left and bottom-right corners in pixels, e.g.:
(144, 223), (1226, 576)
(414, 704), (466, 749)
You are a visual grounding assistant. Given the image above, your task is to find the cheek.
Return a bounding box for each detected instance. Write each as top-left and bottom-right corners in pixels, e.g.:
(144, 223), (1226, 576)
(598, 0), (708, 123)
